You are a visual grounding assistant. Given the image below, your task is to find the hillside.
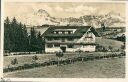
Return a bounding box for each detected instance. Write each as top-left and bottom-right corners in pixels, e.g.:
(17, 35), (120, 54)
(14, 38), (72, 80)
(4, 58), (125, 78)
(95, 37), (124, 50)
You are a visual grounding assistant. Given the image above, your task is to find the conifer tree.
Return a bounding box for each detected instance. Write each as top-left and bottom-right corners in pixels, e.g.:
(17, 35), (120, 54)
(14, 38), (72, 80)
(37, 31), (43, 53)
(4, 17), (45, 53)
(29, 28), (38, 52)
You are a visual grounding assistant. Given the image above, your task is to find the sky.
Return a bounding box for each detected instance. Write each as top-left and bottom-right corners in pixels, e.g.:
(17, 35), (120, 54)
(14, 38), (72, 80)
(5, 2), (126, 18)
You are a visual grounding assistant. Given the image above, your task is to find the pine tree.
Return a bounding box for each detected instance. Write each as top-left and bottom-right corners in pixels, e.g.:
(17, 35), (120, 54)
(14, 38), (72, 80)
(4, 17), (45, 53)
(22, 24), (29, 51)
(10, 17), (19, 51)
(4, 17), (12, 51)
(29, 28), (38, 52)
(37, 31), (43, 53)
(4, 17), (29, 52)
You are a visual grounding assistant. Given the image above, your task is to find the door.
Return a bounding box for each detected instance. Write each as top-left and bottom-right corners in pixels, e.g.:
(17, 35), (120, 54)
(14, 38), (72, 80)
(60, 46), (66, 53)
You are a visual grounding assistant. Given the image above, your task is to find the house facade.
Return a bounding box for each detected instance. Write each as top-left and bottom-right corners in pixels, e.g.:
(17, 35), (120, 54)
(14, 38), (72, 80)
(42, 26), (99, 53)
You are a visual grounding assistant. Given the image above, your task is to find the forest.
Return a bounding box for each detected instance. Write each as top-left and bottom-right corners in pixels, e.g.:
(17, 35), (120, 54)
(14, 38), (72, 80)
(4, 17), (45, 53)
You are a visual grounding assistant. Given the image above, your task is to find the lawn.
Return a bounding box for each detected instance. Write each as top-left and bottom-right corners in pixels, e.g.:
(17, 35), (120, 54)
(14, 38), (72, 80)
(95, 37), (124, 50)
(4, 57), (125, 78)
(4, 37), (124, 68)
(4, 52), (122, 68)
(3, 38), (125, 78)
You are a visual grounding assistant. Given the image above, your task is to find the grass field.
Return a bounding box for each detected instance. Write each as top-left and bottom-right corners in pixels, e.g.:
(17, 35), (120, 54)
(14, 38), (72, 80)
(4, 37), (124, 68)
(95, 37), (124, 50)
(4, 38), (125, 78)
(96, 37), (123, 49)
(4, 57), (125, 78)
(4, 52), (122, 68)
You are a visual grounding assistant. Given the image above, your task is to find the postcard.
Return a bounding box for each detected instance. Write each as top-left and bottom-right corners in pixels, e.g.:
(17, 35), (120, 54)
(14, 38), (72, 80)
(0, 0), (128, 82)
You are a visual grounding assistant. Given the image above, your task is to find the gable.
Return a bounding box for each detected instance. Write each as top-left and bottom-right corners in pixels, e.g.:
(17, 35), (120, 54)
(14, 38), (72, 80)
(89, 27), (100, 37)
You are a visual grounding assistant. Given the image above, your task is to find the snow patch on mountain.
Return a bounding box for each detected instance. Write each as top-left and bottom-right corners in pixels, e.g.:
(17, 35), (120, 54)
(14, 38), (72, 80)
(14, 9), (125, 28)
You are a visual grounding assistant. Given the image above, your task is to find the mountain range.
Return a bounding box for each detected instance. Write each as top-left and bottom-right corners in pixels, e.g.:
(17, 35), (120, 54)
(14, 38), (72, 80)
(16, 9), (125, 28)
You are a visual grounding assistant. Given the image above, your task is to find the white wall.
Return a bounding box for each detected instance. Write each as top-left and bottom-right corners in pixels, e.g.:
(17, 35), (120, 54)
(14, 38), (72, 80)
(66, 48), (76, 52)
(45, 44), (95, 53)
(45, 47), (62, 53)
(80, 45), (95, 52)
(77, 30), (95, 43)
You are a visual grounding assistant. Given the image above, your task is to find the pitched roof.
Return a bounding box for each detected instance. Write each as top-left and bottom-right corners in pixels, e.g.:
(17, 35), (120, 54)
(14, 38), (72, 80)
(42, 26), (99, 38)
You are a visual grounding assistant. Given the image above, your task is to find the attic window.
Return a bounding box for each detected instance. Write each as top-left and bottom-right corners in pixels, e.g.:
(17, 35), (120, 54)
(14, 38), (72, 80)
(65, 32), (68, 34)
(62, 31), (65, 34)
(59, 31), (62, 34)
(54, 29), (76, 34)
(54, 31), (56, 34)
(54, 31), (58, 34)
(68, 31), (71, 34)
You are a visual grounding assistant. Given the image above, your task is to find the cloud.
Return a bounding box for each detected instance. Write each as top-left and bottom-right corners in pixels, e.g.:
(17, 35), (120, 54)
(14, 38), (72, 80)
(55, 6), (63, 12)
(5, 2), (125, 19)
(64, 5), (97, 15)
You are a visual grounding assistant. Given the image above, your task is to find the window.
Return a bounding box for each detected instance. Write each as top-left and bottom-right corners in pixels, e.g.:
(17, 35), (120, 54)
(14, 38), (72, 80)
(62, 31), (65, 34)
(67, 44), (74, 48)
(54, 31), (59, 34)
(67, 38), (73, 41)
(56, 31), (59, 34)
(54, 31), (56, 34)
(47, 44), (53, 48)
(47, 38), (52, 41)
(68, 31), (71, 34)
(62, 38), (65, 42)
(59, 31), (62, 34)
(65, 31), (68, 34)
(54, 38), (59, 40)
(54, 44), (60, 47)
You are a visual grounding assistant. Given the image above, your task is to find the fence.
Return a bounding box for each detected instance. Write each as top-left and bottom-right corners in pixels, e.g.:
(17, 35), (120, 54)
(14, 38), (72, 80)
(3, 52), (125, 73)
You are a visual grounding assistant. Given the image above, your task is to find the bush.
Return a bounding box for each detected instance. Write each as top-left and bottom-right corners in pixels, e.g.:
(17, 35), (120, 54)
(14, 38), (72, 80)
(11, 58), (18, 65)
(56, 52), (64, 58)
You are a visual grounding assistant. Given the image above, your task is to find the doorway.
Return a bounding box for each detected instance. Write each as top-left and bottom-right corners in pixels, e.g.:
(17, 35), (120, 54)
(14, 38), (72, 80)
(60, 46), (66, 53)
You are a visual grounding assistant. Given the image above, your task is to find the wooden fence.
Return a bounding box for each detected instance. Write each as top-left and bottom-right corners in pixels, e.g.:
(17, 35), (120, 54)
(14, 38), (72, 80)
(3, 52), (125, 73)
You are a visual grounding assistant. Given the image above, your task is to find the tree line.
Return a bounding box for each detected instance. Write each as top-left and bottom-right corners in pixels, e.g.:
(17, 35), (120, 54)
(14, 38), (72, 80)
(4, 17), (45, 53)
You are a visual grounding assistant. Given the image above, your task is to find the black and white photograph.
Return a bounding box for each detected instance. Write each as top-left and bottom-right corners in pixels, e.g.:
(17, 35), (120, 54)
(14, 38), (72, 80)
(1, 0), (127, 80)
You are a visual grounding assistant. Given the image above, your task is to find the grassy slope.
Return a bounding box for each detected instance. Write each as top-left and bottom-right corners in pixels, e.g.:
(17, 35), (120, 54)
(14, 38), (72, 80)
(4, 38), (125, 78)
(4, 58), (125, 78)
(95, 37), (123, 50)
(4, 51), (122, 67)
(4, 37), (124, 67)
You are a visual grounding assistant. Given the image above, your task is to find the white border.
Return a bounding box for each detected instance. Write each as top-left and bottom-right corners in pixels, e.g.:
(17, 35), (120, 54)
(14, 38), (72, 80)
(1, 0), (128, 82)
(4, 0), (128, 2)
(0, 0), (4, 79)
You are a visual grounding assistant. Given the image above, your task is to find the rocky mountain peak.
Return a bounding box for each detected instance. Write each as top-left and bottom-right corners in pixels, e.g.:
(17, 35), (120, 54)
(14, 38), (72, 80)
(35, 9), (50, 17)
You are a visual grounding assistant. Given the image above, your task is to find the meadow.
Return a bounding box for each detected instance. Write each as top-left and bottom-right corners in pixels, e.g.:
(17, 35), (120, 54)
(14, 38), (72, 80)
(4, 57), (125, 78)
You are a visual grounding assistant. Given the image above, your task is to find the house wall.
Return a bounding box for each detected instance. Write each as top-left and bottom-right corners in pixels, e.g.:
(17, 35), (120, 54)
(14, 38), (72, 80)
(45, 44), (95, 53)
(77, 29), (95, 43)
(44, 27), (96, 53)
(84, 32), (95, 43)
(79, 45), (95, 52)
(45, 47), (62, 53)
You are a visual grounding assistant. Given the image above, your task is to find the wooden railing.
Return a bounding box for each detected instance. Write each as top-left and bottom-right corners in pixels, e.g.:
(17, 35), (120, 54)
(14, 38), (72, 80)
(3, 52), (125, 73)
